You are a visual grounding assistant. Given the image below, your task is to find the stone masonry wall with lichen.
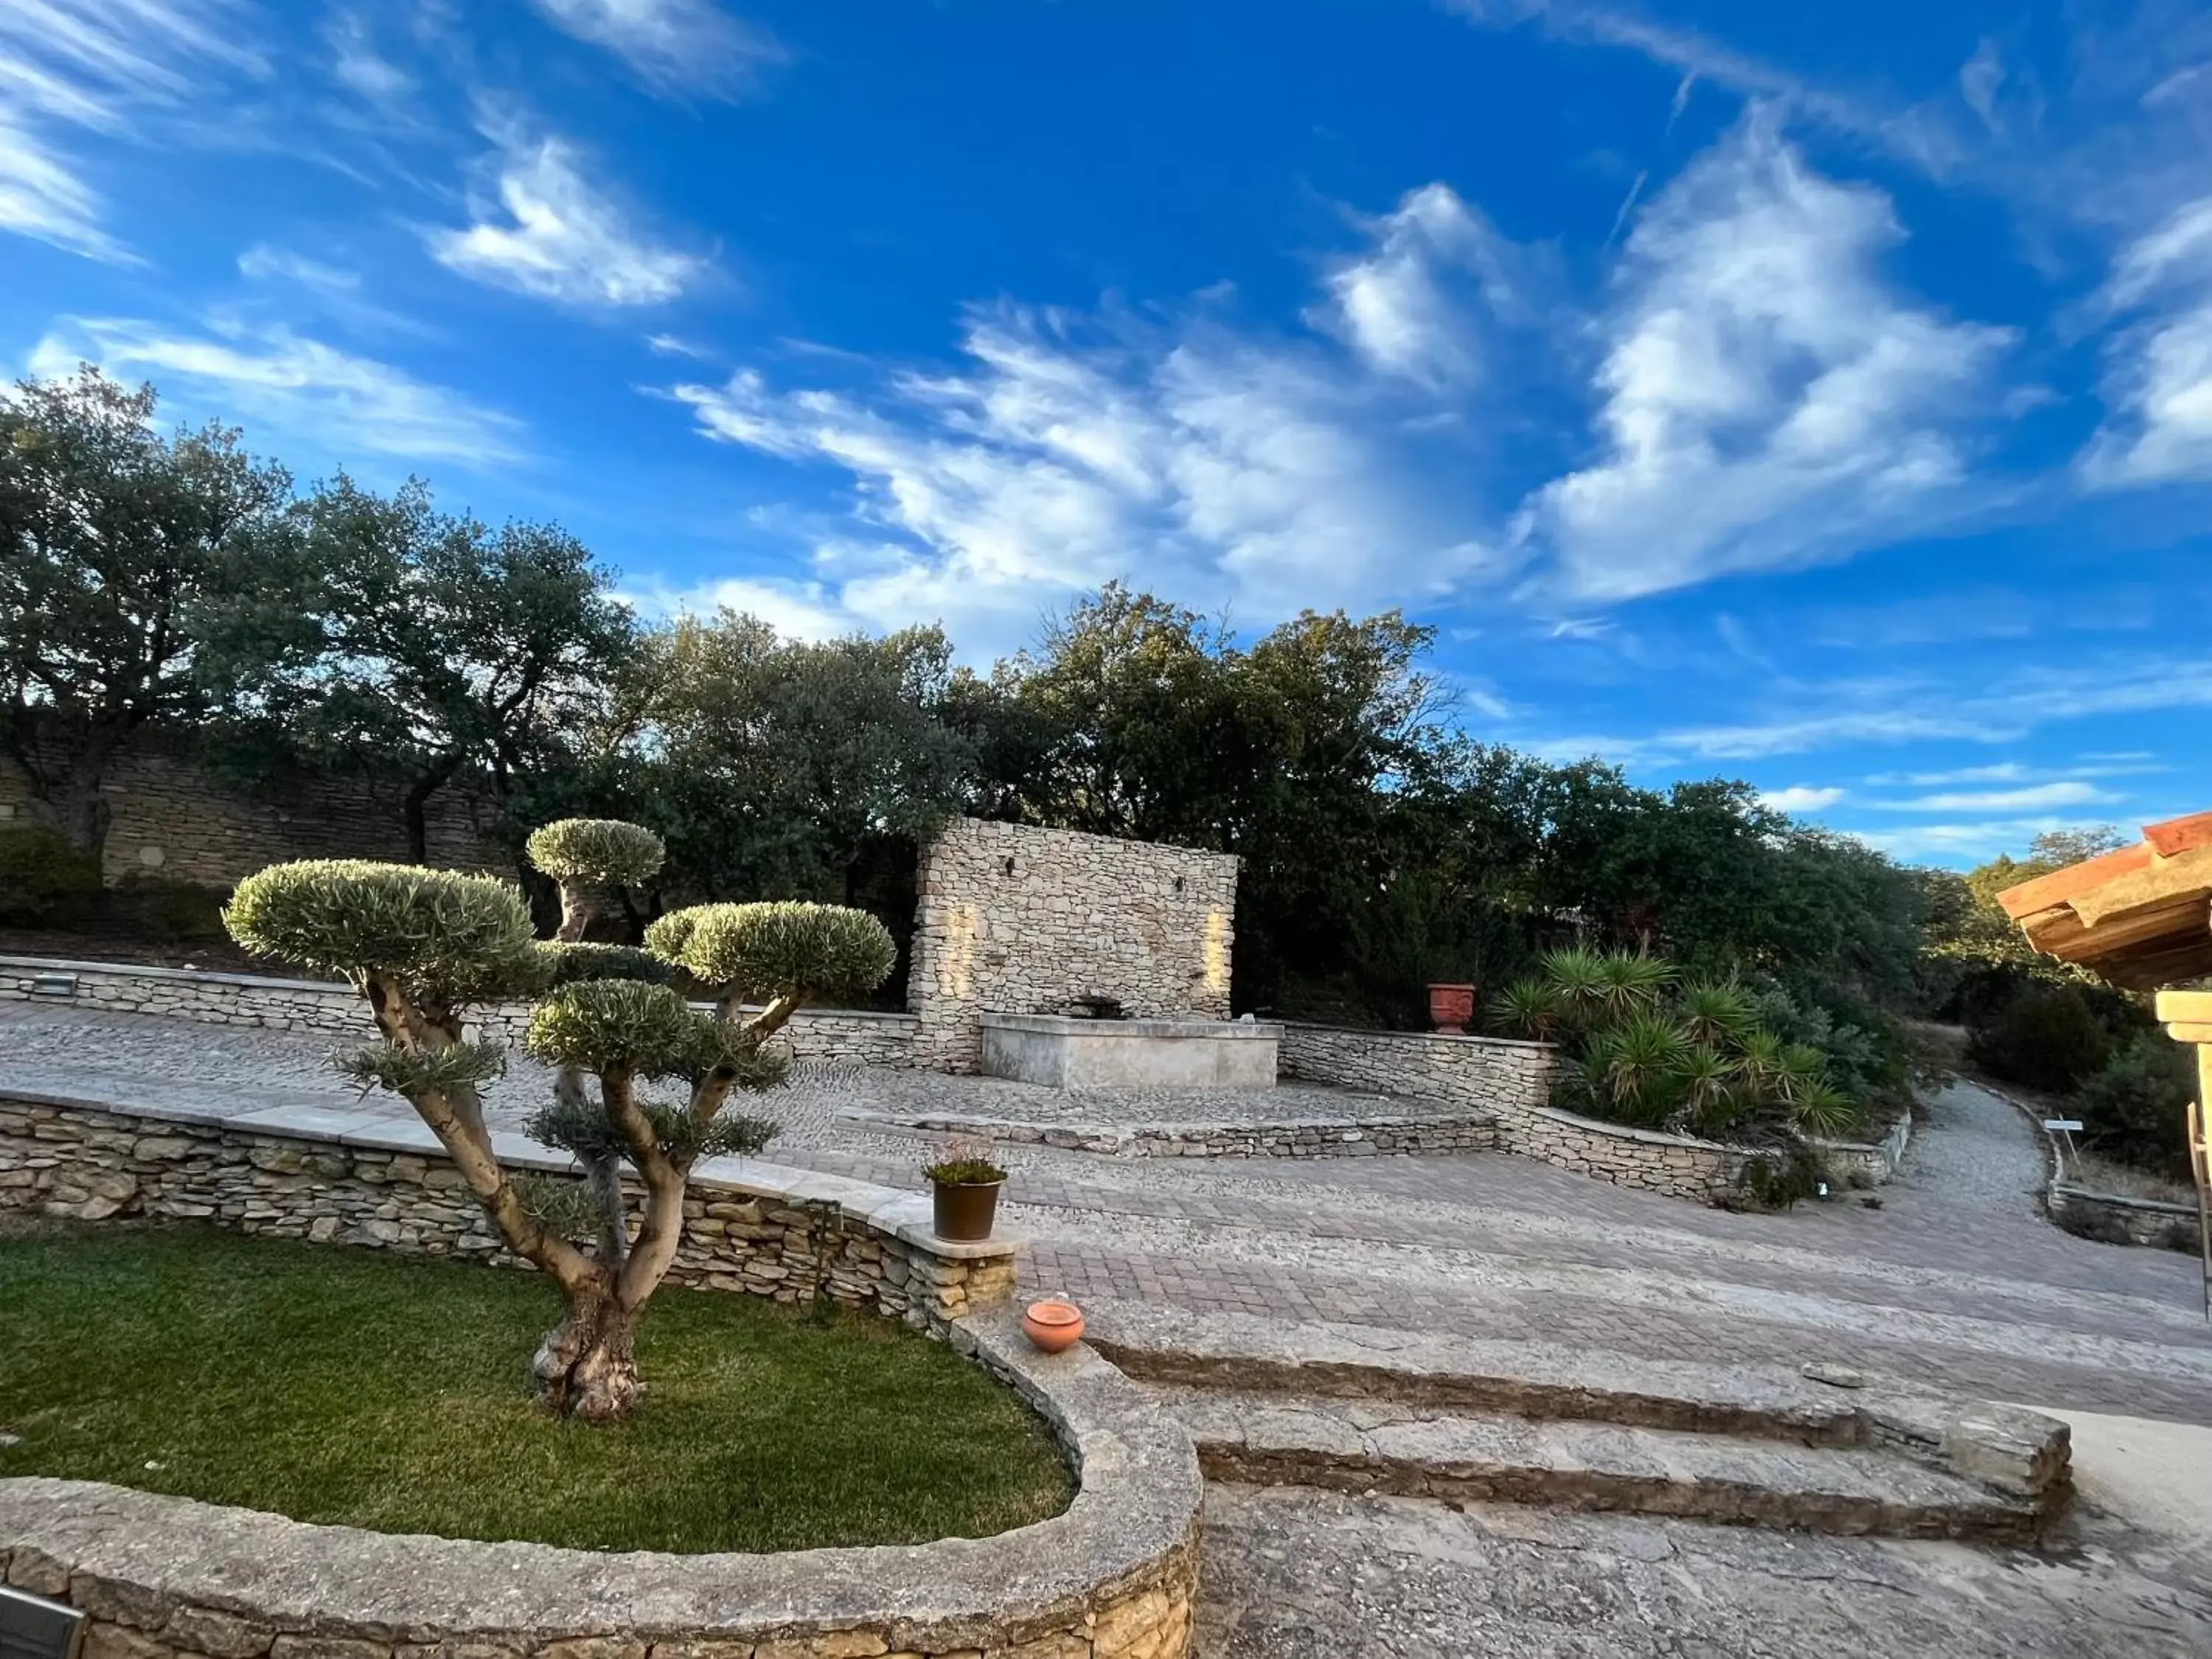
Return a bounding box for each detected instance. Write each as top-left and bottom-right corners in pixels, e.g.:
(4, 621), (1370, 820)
(0, 742), (499, 887)
(0, 958), (919, 1068)
(0, 1097), (1014, 1324)
(908, 818), (1240, 1073)
(1279, 1022), (1761, 1203)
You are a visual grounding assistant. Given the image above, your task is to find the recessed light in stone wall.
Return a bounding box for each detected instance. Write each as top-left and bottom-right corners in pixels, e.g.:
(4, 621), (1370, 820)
(138, 845), (166, 867)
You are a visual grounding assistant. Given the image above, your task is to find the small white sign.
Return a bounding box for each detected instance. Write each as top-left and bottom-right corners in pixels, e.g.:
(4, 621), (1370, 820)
(2042, 1119), (2084, 1133)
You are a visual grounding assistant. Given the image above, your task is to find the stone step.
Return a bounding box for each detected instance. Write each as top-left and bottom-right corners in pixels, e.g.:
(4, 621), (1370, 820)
(845, 1106), (1500, 1159)
(1082, 1301), (2073, 1537)
(1142, 1382), (2048, 1541)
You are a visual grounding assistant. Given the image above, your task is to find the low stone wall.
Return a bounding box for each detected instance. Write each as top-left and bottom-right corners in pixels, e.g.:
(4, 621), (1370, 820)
(0, 956), (919, 1068)
(1811, 1112), (1914, 1186)
(2048, 1183), (2204, 1253)
(859, 1108), (1502, 1160)
(1279, 1023), (1759, 1202)
(0, 1092), (1012, 1324)
(0, 1307), (1203, 1659)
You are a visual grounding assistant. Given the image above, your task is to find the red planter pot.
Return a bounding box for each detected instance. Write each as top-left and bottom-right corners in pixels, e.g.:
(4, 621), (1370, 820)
(1021, 1299), (1086, 1353)
(1427, 982), (1478, 1036)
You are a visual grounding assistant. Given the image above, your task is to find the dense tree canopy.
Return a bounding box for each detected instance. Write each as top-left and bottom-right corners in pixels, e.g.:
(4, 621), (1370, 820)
(7, 368), (1941, 1036)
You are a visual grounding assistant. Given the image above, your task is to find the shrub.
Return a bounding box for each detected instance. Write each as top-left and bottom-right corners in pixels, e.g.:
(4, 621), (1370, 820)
(0, 827), (102, 925)
(653, 900), (898, 1005)
(2076, 1033), (2197, 1183)
(524, 818), (667, 887)
(114, 876), (229, 942)
(1967, 984), (2113, 1093)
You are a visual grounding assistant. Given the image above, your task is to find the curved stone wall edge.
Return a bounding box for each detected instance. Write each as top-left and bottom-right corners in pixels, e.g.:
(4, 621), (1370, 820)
(0, 1311), (1202, 1659)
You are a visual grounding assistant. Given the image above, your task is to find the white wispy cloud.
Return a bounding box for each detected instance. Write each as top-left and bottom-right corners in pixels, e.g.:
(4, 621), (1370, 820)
(1759, 785), (1845, 814)
(30, 314), (526, 466)
(531, 0), (781, 98)
(1874, 780), (2117, 813)
(427, 128), (701, 306)
(238, 243), (360, 295)
(1524, 115), (2014, 602)
(1853, 817), (2126, 862)
(2081, 194), (2212, 487)
(667, 284), (1509, 647)
(1315, 183), (1521, 390)
(0, 0), (260, 262)
(619, 574), (852, 640)
(321, 10), (415, 111)
(1527, 655), (2212, 768)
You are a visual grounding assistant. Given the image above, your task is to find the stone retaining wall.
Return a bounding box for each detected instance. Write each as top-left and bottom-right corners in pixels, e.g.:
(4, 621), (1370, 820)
(0, 738), (498, 886)
(1278, 1023), (1764, 1202)
(0, 1307), (1203, 1659)
(862, 1110), (1503, 1160)
(0, 957), (919, 1068)
(2048, 1182), (2204, 1253)
(0, 1093), (1012, 1324)
(911, 819), (1239, 1074)
(1811, 1112), (1914, 1186)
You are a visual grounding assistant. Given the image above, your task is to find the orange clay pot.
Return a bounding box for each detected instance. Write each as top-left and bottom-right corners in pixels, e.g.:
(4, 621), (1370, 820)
(1021, 1298), (1086, 1354)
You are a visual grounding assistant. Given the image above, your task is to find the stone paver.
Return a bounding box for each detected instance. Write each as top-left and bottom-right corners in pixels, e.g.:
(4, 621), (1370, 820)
(1197, 1484), (2212, 1658)
(6, 1000), (2211, 1424)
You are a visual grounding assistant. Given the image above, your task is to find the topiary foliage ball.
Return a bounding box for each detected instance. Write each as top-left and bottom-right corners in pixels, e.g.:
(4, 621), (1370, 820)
(653, 901), (897, 1001)
(535, 941), (674, 987)
(525, 818), (666, 888)
(525, 979), (718, 1078)
(225, 860), (538, 999)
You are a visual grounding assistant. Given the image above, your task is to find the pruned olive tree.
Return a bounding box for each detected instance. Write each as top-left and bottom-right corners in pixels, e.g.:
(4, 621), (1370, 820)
(224, 829), (896, 1422)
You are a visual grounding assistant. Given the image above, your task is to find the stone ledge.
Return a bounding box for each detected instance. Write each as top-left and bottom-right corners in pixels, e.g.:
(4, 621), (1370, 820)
(0, 1308), (1203, 1658)
(1277, 1020), (1557, 1055)
(1079, 1299), (2072, 1517)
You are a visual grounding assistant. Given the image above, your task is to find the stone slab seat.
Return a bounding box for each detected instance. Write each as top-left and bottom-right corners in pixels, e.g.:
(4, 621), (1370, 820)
(1079, 1299), (2073, 1538)
(1143, 1383), (2048, 1543)
(0, 1309), (1205, 1659)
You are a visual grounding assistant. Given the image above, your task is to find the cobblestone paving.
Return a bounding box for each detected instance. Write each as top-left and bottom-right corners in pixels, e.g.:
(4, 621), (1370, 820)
(7, 999), (2212, 1423)
(1197, 1485), (2212, 1658)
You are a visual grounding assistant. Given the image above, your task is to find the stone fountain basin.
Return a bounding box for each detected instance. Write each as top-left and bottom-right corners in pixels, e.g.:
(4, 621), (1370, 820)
(979, 1012), (1282, 1090)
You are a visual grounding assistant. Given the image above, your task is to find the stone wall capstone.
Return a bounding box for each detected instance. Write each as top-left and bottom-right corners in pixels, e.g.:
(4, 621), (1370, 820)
(0, 1093), (1013, 1323)
(1279, 1022), (1767, 1203)
(0, 742), (501, 887)
(908, 819), (1239, 1073)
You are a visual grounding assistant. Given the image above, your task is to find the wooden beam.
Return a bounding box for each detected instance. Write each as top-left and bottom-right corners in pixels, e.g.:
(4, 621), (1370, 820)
(2146, 811), (2212, 858)
(1995, 843), (2156, 918)
(2159, 990), (2212, 1024)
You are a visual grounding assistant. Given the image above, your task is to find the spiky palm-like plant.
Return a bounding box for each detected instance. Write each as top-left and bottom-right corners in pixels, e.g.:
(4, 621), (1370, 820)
(1579, 1009), (1691, 1126)
(1486, 976), (1569, 1043)
(1678, 979), (1757, 1048)
(1590, 951), (1675, 1022)
(1538, 947), (1611, 1029)
(226, 837), (894, 1422)
(1671, 1043), (1744, 1135)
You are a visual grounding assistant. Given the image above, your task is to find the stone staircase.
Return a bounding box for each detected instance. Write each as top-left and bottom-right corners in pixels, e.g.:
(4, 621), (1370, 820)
(1085, 1302), (2073, 1543)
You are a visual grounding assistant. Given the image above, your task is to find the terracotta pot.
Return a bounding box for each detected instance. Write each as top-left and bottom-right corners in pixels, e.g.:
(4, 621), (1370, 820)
(1021, 1298), (1086, 1354)
(931, 1178), (1003, 1242)
(1427, 982), (1478, 1035)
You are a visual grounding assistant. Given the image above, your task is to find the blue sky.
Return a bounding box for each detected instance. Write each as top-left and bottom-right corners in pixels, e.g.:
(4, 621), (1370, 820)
(4, 0), (2209, 867)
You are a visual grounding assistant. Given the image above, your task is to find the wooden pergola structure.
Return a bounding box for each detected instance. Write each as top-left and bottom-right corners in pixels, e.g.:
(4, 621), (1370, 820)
(1999, 810), (2212, 1312)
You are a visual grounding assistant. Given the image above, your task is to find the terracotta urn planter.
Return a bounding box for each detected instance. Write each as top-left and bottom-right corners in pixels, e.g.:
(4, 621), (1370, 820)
(1020, 1298), (1086, 1353)
(1427, 982), (1478, 1035)
(931, 1178), (1004, 1242)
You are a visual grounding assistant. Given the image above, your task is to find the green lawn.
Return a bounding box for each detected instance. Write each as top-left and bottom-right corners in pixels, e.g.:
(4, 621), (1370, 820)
(0, 1222), (1074, 1554)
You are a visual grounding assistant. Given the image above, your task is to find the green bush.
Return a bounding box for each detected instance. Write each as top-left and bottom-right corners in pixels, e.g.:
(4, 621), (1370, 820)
(114, 876), (229, 942)
(0, 827), (102, 925)
(525, 818), (666, 886)
(652, 900), (897, 1004)
(1966, 984), (2112, 1093)
(2076, 1034), (2197, 1183)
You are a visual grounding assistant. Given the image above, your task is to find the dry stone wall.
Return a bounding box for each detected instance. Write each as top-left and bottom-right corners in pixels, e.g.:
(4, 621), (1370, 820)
(0, 1309), (1203, 1659)
(1279, 1023), (1764, 1203)
(0, 958), (919, 1067)
(909, 819), (1239, 1073)
(0, 742), (498, 887)
(0, 1094), (1014, 1323)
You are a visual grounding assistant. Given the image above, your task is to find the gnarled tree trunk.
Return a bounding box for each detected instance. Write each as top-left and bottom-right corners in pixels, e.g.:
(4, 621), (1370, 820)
(532, 1276), (643, 1422)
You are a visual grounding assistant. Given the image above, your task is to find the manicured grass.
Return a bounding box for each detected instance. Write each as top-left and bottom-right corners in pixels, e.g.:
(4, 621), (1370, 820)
(0, 1222), (1074, 1554)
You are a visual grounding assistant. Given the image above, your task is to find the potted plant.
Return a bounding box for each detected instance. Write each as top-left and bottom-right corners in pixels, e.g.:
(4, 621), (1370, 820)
(1427, 982), (1478, 1035)
(925, 1137), (1008, 1241)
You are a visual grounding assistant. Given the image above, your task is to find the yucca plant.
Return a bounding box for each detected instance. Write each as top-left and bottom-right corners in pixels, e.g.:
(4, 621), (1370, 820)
(1669, 1043), (1742, 1133)
(1678, 979), (1757, 1048)
(1581, 1009), (1691, 1125)
(1788, 1081), (1859, 1139)
(1487, 977), (1569, 1043)
(1591, 950), (1675, 1021)
(1539, 947), (1613, 1029)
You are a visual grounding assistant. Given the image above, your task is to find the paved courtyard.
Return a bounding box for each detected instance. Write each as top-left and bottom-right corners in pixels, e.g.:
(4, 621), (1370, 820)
(4, 997), (2211, 1425)
(10, 995), (2212, 1653)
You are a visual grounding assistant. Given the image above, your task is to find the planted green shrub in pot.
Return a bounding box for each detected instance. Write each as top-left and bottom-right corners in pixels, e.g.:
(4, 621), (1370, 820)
(926, 1137), (1008, 1242)
(224, 823), (896, 1422)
